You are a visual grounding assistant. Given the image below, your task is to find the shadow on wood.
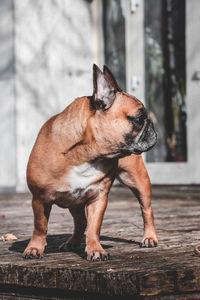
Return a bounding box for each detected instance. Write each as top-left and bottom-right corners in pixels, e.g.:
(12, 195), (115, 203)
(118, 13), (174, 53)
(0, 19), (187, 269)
(9, 234), (140, 259)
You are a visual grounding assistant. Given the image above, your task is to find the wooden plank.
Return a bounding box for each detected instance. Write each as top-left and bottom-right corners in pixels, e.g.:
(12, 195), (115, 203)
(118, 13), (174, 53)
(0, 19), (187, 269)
(0, 186), (200, 298)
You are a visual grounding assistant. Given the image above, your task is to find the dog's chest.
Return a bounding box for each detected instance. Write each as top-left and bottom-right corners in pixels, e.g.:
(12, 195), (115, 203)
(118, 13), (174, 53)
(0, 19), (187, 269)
(68, 162), (105, 198)
(54, 160), (116, 207)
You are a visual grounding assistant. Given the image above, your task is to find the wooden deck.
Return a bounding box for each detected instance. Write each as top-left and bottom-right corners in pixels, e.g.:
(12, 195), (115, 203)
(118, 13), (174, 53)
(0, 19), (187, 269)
(1, 186), (200, 299)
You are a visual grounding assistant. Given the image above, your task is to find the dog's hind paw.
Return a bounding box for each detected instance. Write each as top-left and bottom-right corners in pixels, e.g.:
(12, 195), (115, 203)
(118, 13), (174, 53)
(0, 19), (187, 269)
(194, 244), (200, 256)
(59, 238), (81, 252)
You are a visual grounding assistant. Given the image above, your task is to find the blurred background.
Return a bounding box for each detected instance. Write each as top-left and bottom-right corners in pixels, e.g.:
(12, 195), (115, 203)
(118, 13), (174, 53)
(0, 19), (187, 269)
(0, 0), (200, 192)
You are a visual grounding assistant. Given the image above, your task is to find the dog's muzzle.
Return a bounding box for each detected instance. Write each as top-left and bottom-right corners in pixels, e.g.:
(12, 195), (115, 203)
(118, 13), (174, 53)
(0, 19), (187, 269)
(132, 119), (157, 154)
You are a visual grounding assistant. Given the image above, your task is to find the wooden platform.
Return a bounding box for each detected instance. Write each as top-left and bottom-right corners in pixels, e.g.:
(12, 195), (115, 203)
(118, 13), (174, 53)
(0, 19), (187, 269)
(1, 186), (200, 299)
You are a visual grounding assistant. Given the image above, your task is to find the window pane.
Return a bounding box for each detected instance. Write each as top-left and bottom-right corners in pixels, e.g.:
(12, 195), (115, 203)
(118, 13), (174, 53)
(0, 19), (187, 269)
(144, 0), (187, 162)
(103, 0), (126, 90)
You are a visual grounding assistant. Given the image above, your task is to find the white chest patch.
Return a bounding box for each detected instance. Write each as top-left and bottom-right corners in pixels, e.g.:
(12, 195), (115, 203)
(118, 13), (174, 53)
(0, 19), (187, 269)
(69, 162), (104, 198)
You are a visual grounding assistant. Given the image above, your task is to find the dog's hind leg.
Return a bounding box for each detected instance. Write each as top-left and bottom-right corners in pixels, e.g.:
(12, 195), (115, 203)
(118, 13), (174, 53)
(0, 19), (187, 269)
(23, 197), (52, 259)
(59, 204), (87, 252)
(118, 154), (158, 248)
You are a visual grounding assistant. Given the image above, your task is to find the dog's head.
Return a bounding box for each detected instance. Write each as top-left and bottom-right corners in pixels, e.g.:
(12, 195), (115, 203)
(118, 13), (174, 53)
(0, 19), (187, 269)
(87, 64), (157, 158)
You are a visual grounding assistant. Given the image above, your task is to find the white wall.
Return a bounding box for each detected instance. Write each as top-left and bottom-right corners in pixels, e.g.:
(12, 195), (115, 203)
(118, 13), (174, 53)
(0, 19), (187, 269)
(0, 0), (16, 192)
(0, 0), (95, 192)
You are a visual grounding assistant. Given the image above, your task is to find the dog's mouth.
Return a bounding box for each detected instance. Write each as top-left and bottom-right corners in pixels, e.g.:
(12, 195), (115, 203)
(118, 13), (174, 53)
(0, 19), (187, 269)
(122, 119), (157, 156)
(133, 149), (142, 155)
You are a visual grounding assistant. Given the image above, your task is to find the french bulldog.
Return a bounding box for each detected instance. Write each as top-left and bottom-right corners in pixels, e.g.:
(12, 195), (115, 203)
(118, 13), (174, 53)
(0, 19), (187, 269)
(23, 64), (158, 261)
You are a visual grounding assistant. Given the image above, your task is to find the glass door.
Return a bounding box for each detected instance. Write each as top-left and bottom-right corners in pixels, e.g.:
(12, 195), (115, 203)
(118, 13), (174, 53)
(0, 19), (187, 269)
(144, 0), (186, 163)
(144, 0), (200, 184)
(102, 0), (200, 184)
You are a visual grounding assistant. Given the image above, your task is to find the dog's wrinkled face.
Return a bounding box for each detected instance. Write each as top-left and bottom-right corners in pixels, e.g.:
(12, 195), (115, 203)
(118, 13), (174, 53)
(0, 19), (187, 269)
(89, 65), (157, 158)
(122, 106), (157, 155)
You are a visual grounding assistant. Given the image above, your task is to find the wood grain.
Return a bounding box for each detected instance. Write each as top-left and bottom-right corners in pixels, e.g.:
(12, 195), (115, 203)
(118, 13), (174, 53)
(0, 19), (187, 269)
(0, 185), (200, 299)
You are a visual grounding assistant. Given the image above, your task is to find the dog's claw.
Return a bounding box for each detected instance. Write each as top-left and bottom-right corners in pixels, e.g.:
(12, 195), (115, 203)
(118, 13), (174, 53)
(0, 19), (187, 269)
(86, 251), (110, 261)
(22, 247), (43, 259)
(140, 238), (158, 248)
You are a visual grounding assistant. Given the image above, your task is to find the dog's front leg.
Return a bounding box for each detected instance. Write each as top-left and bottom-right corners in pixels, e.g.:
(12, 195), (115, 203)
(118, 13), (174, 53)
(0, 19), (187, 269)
(23, 197), (51, 259)
(85, 194), (109, 261)
(118, 155), (158, 248)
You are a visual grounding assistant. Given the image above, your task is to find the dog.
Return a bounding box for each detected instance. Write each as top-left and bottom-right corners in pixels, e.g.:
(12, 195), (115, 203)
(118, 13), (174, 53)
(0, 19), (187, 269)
(23, 64), (158, 261)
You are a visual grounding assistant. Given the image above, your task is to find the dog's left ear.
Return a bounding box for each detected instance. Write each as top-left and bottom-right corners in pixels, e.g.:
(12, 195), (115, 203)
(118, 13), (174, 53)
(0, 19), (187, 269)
(103, 65), (122, 92)
(93, 64), (117, 111)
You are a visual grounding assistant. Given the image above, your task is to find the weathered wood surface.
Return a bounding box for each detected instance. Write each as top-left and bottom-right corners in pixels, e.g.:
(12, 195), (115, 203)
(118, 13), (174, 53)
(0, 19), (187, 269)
(0, 186), (200, 299)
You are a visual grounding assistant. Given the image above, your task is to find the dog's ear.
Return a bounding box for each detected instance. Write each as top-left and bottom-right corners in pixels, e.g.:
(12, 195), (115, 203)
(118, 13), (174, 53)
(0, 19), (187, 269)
(92, 64), (116, 110)
(103, 65), (122, 92)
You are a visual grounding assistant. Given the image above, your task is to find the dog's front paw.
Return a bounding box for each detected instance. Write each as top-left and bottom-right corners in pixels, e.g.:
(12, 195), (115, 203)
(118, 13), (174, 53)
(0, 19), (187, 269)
(22, 247), (44, 259)
(194, 244), (200, 256)
(140, 237), (158, 248)
(86, 249), (110, 261)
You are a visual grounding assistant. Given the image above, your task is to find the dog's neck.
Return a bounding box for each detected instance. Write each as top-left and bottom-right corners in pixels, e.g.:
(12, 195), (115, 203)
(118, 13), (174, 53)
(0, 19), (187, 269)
(55, 96), (121, 164)
(57, 97), (98, 163)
